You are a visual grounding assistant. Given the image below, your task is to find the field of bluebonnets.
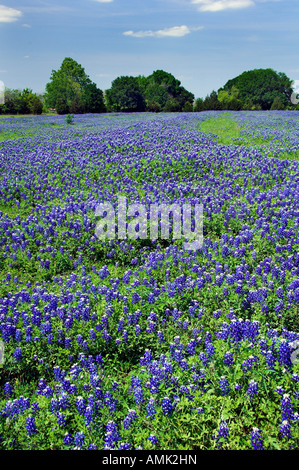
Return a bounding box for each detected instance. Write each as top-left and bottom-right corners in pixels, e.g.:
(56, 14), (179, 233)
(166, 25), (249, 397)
(0, 110), (299, 450)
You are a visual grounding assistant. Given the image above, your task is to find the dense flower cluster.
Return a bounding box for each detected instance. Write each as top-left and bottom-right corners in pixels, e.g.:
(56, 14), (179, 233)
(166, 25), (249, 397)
(0, 111), (299, 450)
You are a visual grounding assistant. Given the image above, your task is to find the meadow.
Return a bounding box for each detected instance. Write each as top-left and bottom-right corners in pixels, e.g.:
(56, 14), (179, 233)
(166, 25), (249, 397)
(0, 110), (299, 450)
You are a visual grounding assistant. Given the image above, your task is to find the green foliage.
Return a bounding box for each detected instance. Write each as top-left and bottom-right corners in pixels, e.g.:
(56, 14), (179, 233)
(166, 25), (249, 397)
(182, 101), (193, 112)
(193, 97), (204, 112)
(221, 68), (293, 110)
(65, 114), (74, 124)
(105, 76), (146, 112)
(45, 57), (105, 114)
(164, 98), (181, 112)
(218, 86), (243, 110)
(203, 90), (223, 110)
(0, 88), (43, 115)
(82, 82), (106, 113)
(144, 83), (169, 109)
(105, 69), (194, 113)
(270, 95), (286, 110)
(146, 101), (162, 113)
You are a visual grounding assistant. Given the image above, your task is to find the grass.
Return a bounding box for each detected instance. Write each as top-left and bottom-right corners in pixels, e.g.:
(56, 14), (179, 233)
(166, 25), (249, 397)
(200, 115), (242, 145)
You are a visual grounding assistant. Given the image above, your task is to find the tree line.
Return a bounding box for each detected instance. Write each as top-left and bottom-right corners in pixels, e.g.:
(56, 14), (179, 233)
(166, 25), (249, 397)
(0, 57), (298, 115)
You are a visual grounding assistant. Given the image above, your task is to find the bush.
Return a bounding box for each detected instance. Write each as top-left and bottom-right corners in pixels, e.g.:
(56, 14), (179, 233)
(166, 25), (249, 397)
(146, 101), (162, 113)
(163, 99), (181, 112)
(55, 97), (69, 115)
(65, 114), (74, 124)
(182, 101), (193, 112)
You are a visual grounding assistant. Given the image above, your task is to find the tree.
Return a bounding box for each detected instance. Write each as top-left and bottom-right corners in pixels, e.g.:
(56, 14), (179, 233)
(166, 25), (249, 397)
(105, 76), (146, 112)
(221, 68), (293, 110)
(0, 88), (43, 115)
(193, 97), (204, 112)
(182, 101), (193, 112)
(45, 57), (105, 114)
(164, 99), (181, 112)
(203, 91), (222, 110)
(145, 70), (194, 112)
(270, 95), (286, 110)
(83, 82), (106, 113)
(218, 86), (242, 110)
(146, 101), (162, 113)
(144, 83), (169, 109)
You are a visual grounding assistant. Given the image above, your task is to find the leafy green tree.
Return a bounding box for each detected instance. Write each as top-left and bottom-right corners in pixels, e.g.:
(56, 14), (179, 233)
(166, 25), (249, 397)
(105, 76), (146, 112)
(270, 95), (286, 110)
(3, 89), (24, 114)
(147, 70), (181, 96)
(193, 97), (205, 112)
(164, 98), (181, 112)
(82, 82), (106, 113)
(135, 75), (150, 95)
(145, 70), (194, 112)
(0, 88), (42, 114)
(144, 83), (169, 109)
(203, 91), (222, 110)
(218, 86), (242, 110)
(45, 57), (105, 114)
(182, 101), (193, 112)
(55, 96), (69, 115)
(146, 101), (162, 113)
(221, 68), (293, 110)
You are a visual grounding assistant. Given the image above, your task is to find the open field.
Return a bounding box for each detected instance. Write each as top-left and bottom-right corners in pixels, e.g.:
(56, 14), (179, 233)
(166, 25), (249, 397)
(0, 110), (299, 450)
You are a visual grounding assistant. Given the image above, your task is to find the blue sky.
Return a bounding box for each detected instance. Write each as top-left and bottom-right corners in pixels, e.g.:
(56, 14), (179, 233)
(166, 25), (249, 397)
(0, 0), (298, 99)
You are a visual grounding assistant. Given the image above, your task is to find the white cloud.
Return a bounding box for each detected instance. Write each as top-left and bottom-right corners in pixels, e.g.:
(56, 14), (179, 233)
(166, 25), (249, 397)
(92, 0), (114, 3)
(123, 25), (202, 38)
(22, 23), (31, 28)
(0, 4), (22, 22)
(191, 0), (254, 11)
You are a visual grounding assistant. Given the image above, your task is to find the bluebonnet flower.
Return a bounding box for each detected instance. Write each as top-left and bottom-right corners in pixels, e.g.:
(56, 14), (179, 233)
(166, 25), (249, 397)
(146, 398), (157, 419)
(25, 415), (36, 436)
(13, 347), (22, 362)
(148, 434), (158, 446)
(219, 376), (230, 396)
(4, 382), (12, 397)
(223, 351), (234, 366)
(76, 396), (86, 415)
(281, 394), (294, 422)
(74, 431), (85, 449)
(161, 396), (174, 416)
(84, 406), (93, 427)
(242, 355), (259, 375)
(157, 331), (164, 342)
(246, 380), (258, 399)
(63, 433), (73, 447)
(280, 420), (292, 439)
(265, 350), (276, 370)
(133, 387), (144, 406)
(123, 409), (137, 429)
(278, 339), (292, 368)
(250, 428), (264, 450)
(275, 386), (285, 396)
(104, 421), (120, 449)
(104, 391), (118, 414)
(119, 442), (132, 450)
(57, 412), (66, 427)
(216, 421), (229, 448)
